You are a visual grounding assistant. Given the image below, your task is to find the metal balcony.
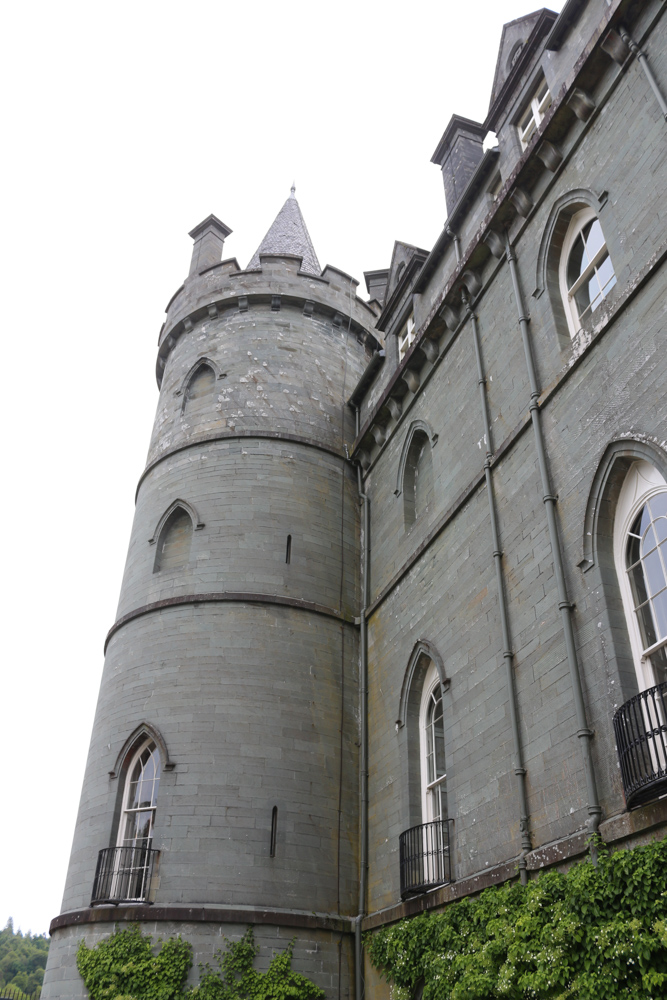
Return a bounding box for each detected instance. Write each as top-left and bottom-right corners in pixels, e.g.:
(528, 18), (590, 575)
(613, 682), (667, 809)
(91, 846), (159, 905)
(399, 819), (453, 898)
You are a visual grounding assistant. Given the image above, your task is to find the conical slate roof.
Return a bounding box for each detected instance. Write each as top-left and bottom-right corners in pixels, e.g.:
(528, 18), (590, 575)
(247, 186), (321, 276)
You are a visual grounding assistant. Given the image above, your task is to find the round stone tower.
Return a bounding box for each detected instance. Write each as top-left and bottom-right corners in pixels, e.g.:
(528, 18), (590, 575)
(43, 190), (379, 1000)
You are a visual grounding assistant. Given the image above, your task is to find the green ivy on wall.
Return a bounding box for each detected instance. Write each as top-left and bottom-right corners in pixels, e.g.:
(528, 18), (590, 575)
(76, 926), (324, 1000)
(365, 838), (667, 999)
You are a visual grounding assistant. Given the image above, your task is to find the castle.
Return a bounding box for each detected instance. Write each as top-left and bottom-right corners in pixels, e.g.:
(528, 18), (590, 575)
(43, 2), (667, 998)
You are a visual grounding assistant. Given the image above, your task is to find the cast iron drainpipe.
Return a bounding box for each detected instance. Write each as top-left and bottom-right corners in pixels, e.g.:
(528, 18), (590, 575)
(353, 407), (369, 1000)
(619, 27), (667, 122)
(461, 288), (531, 883)
(504, 230), (602, 850)
(446, 225), (462, 264)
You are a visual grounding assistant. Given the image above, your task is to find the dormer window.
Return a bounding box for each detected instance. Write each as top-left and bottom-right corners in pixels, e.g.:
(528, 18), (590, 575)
(517, 79), (552, 150)
(398, 314), (416, 361)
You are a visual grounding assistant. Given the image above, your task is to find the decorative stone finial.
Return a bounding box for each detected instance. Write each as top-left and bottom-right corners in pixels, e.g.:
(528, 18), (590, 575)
(290, 182), (296, 197)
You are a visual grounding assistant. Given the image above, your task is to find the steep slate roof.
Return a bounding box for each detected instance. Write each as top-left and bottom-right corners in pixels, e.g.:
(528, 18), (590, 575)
(247, 186), (321, 276)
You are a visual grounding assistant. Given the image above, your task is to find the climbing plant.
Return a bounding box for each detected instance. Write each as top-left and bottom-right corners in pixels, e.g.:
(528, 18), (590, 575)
(76, 925), (324, 1000)
(189, 928), (324, 1000)
(365, 838), (667, 999)
(77, 925), (192, 1000)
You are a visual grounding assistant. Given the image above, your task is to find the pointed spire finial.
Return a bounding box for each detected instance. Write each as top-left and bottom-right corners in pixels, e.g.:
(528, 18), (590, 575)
(246, 187), (320, 275)
(290, 182), (296, 198)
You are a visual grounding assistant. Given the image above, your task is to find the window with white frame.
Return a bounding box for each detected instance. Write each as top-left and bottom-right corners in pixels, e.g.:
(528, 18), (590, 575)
(517, 78), (552, 149)
(559, 208), (616, 337)
(118, 740), (162, 850)
(398, 313), (416, 361)
(614, 461), (667, 690)
(419, 662), (447, 823)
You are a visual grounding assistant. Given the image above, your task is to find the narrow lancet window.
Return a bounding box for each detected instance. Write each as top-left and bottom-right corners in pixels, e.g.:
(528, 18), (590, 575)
(403, 430), (434, 528)
(184, 363), (215, 412)
(154, 507), (193, 572)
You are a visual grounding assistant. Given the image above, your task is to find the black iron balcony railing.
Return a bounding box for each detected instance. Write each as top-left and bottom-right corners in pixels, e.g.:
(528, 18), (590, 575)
(399, 818), (453, 898)
(613, 682), (667, 809)
(91, 846), (159, 905)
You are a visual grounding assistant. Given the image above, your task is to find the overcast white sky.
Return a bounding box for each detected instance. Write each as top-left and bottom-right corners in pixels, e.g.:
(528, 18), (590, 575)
(1, 0), (564, 936)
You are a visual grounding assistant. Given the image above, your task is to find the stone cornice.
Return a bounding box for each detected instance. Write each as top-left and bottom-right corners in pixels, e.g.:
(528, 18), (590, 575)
(50, 904), (353, 936)
(136, 430), (349, 502)
(105, 592), (358, 653)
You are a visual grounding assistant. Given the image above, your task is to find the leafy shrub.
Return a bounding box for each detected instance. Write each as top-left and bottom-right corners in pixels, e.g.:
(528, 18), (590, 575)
(365, 838), (667, 999)
(76, 925), (324, 1000)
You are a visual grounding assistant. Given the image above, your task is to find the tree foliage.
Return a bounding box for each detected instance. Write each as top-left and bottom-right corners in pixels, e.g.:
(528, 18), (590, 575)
(0, 918), (50, 996)
(365, 838), (667, 999)
(76, 925), (324, 1000)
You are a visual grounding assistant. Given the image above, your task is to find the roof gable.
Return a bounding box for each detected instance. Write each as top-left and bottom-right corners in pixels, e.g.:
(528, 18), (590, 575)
(489, 9), (550, 110)
(386, 241), (427, 300)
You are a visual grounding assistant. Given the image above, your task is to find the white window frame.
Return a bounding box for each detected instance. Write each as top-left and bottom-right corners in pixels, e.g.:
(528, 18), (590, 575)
(517, 78), (552, 149)
(558, 207), (616, 339)
(419, 662), (446, 823)
(398, 313), (416, 362)
(118, 739), (161, 849)
(614, 461), (667, 691)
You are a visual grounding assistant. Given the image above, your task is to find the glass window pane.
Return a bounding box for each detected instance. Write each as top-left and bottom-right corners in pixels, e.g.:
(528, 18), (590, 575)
(596, 254), (616, 298)
(127, 780), (140, 809)
(649, 494), (667, 520)
(434, 724), (446, 779)
(643, 548), (666, 597)
(584, 219), (605, 260)
(574, 280), (592, 317)
(637, 600), (659, 649)
(642, 525), (658, 557)
(649, 645), (667, 686)
(588, 273), (604, 313)
(652, 590), (667, 640)
(629, 562), (650, 609)
(655, 519), (667, 545)
(639, 506), (652, 535)
(567, 233), (587, 289)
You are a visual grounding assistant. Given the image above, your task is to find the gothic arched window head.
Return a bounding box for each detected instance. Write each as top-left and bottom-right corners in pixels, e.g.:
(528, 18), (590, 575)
(153, 506), (193, 572)
(559, 208), (616, 337)
(184, 362), (215, 411)
(402, 429), (435, 528)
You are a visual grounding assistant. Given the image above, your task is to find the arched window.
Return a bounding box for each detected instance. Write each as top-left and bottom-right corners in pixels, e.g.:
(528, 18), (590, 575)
(614, 461), (667, 690)
(419, 662), (447, 823)
(118, 739), (161, 850)
(559, 208), (616, 337)
(154, 506), (193, 572)
(403, 430), (434, 528)
(183, 362), (215, 412)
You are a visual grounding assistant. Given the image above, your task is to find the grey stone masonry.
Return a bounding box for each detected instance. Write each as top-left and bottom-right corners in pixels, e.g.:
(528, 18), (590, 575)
(43, 191), (378, 1000)
(42, 4), (667, 1000)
